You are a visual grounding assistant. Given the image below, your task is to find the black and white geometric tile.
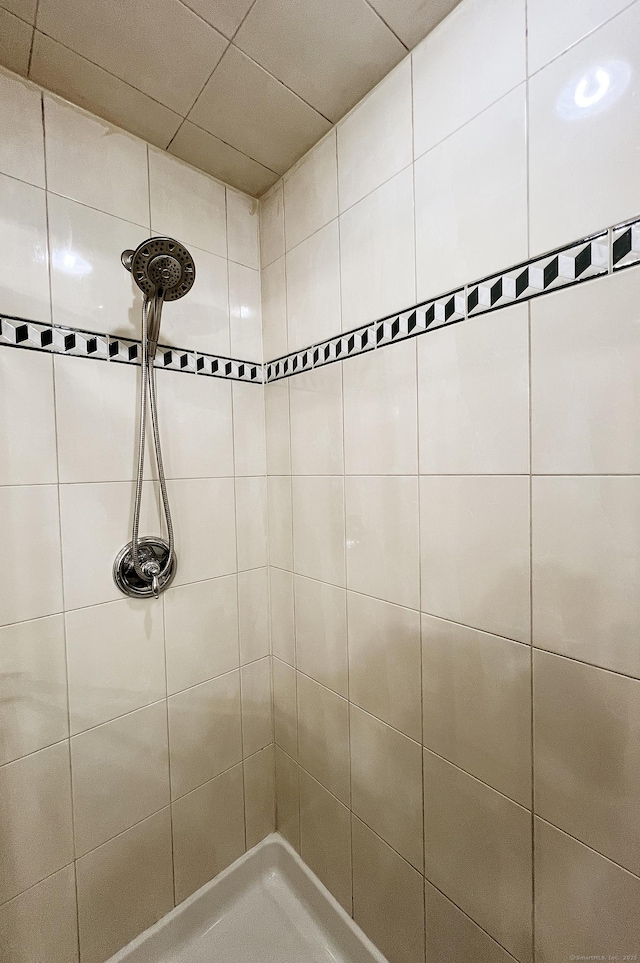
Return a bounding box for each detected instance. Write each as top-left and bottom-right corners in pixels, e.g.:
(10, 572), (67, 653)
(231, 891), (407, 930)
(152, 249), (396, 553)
(2, 214), (640, 384)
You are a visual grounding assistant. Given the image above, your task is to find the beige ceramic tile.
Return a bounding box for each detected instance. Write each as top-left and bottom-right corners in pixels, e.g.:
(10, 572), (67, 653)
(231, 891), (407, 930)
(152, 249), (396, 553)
(366, 0), (460, 47)
(234, 0), (405, 122)
(268, 475), (293, 570)
(415, 85), (527, 301)
(180, 0), (254, 38)
(233, 382), (267, 476)
(527, 0), (633, 72)
(295, 576), (347, 697)
(238, 567), (269, 664)
(1, 0), (36, 22)
(283, 131), (338, 250)
(337, 59), (412, 213)
(47, 194), (146, 338)
(37, 0), (227, 115)
(44, 94), (149, 225)
(528, 4), (640, 255)
(71, 701), (170, 856)
(0, 69), (45, 188)
(149, 147), (227, 258)
(340, 167), (415, 330)
(535, 817), (640, 962)
(418, 304), (530, 474)
(275, 745), (299, 850)
(227, 188), (259, 268)
(0, 615), (68, 766)
(352, 816), (425, 963)
(420, 475), (531, 643)
(425, 881), (515, 963)
(273, 658), (297, 758)
(289, 364), (344, 475)
(346, 475), (420, 609)
(168, 121), (278, 197)
(76, 808), (173, 963)
(0, 9), (32, 75)
(0, 741), (74, 904)
(0, 864), (78, 963)
(167, 478), (237, 586)
(241, 658), (272, 758)
(53, 354), (138, 483)
(235, 476), (268, 571)
(172, 764), (246, 903)
(292, 476), (346, 586)
(349, 593), (421, 741)
(261, 255), (288, 360)
(168, 670), (242, 800)
(165, 575), (239, 695)
(259, 181), (285, 268)
(58, 481), (161, 611)
(0, 485), (62, 626)
(286, 220), (341, 350)
(229, 262), (262, 360)
(534, 649), (640, 876)
(270, 568), (295, 665)
(244, 746), (275, 849)
(244, 745), (276, 849)
(297, 673), (350, 804)
(66, 598), (165, 734)
(532, 270), (640, 473)
(423, 615), (531, 807)
(0, 348), (56, 486)
(343, 338), (418, 474)
(188, 45), (330, 175)
(532, 475), (640, 678)
(423, 749), (533, 962)
(350, 705), (423, 871)
(266, 381), (291, 475)
(299, 769), (352, 912)
(412, 0), (526, 157)
(0, 173), (50, 323)
(31, 33), (182, 150)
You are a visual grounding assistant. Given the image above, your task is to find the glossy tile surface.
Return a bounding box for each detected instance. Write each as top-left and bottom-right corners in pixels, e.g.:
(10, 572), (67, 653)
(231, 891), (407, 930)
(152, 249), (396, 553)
(238, 568), (270, 664)
(270, 568), (296, 665)
(299, 768), (352, 912)
(418, 304), (529, 474)
(286, 220), (341, 350)
(421, 475), (530, 643)
(0, 70), (45, 188)
(66, 598), (165, 734)
(0, 864), (79, 963)
(337, 59), (412, 213)
(297, 673), (350, 804)
(346, 475), (420, 609)
(295, 576), (348, 696)
(343, 339), (418, 475)
(273, 658), (297, 758)
(535, 818), (640, 963)
(534, 649), (640, 875)
(349, 593), (421, 741)
(290, 365), (344, 475)
(412, 0), (526, 157)
(423, 749), (533, 963)
(415, 85), (527, 301)
(352, 816), (425, 963)
(425, 881), (515, 963)
(168, 671), (242, 799)
(350, 705), (423, 870)
(0, 173), (50, 323)
(0, 349), (56, 485)
(284, 131), (338, 251)
(70, 701), (169, 855)
(293, 476), (346, 586)
(527, 0), (634, 73)
(528, 3), (640, 254)
(241, 658), (272, 757)
(244, 745), (276, 849)
(532, 475), (640, 678)
(422, 615), (531, 806)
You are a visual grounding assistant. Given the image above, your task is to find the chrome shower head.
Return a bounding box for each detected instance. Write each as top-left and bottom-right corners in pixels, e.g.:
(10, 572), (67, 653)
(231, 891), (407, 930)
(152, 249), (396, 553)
(121, 236), (196, 302)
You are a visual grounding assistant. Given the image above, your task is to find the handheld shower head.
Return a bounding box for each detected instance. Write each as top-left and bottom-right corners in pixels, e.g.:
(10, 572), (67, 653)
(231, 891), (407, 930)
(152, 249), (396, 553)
(121, 236), (196, 301)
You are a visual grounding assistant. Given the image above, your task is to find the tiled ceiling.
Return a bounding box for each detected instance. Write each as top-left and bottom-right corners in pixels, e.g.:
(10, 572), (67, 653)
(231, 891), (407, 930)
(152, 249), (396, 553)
(0, 0), (462, 196)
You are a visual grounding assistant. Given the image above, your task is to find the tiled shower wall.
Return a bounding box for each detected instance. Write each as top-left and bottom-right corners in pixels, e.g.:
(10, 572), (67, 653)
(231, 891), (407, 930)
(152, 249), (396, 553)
(0, 68), (273, 962)
(262, 0), (640, 961)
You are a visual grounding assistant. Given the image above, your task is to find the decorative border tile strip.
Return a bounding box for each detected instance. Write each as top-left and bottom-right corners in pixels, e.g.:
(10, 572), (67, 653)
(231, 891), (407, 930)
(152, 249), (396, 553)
(264, 214), (640, 383)
(2, 214), (639, 385)
(0, 316), (263, 384)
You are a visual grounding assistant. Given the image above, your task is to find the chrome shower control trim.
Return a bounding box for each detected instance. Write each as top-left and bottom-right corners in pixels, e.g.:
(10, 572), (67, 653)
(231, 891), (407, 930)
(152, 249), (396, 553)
(113, 537), (177, 600)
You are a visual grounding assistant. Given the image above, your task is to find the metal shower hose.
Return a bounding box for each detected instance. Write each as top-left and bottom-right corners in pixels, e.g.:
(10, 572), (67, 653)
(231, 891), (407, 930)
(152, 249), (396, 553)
(131, 293), (174, 597)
